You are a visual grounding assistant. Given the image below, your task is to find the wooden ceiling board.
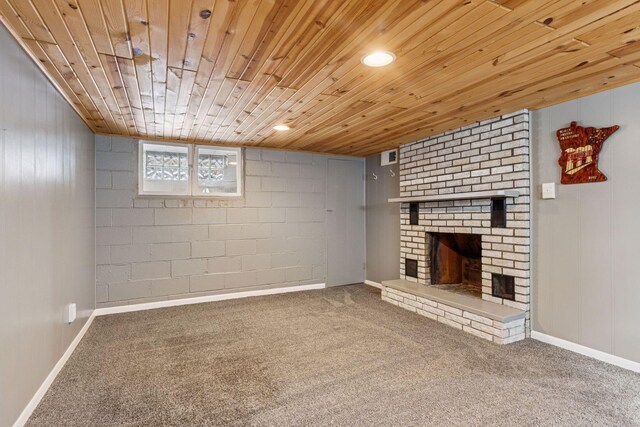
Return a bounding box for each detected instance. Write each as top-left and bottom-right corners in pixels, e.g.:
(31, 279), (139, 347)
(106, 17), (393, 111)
(2, 0), (640, 156)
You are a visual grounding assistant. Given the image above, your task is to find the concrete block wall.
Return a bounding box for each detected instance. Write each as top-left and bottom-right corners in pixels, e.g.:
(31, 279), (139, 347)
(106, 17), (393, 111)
(96, 136), (331, 307)
(398, 110), (531, 334)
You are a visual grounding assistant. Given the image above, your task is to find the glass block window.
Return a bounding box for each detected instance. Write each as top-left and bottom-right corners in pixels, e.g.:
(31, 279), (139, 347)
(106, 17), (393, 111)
(144, 150), (188, 181)
(139, 142), (190, 195)
(138, 141), (242, 197)
(195, 147), (241, 196)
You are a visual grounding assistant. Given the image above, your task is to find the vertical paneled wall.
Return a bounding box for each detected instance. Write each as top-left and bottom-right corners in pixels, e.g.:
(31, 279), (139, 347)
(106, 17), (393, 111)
(95, 136), (343, 307)
(0, 25), (95, 426)
(365, 155), (400, 283)
(532, 82), (640, 364)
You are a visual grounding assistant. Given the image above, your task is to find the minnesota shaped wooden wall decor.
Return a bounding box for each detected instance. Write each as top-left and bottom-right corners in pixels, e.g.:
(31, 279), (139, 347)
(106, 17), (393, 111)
(556, 122), (619, 184)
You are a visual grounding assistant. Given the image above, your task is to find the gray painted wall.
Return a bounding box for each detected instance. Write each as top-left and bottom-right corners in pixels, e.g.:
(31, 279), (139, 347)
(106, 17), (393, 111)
(96, 136), (360, 307)
(365, 154), (400, 283)
(0, 25), (95, 426)
(532, 82), (640, 363)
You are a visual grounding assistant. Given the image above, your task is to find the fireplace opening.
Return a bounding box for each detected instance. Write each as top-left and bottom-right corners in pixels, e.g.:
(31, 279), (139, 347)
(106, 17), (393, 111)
(429, 232), (482, 298)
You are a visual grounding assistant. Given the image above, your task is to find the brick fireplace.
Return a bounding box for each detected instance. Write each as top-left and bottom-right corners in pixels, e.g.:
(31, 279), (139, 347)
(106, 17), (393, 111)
(382, 110), (531, 344)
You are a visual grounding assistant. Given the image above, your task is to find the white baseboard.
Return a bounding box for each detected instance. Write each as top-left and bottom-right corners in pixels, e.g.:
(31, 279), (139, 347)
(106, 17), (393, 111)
(13, 313), (96, 427)
(364, 280), (382, 289)
(94, 283), (326, 316)
(531, 331), (640, 373)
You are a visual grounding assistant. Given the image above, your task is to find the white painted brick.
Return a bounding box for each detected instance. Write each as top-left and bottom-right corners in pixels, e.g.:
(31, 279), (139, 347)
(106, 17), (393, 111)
(463, 325), (494, 341)
(416, 296), (438, 307)
(383, 295), (399, 306)
(494, 333), (525, 344)
(445, 312), (471, 326)
(171, 258), (207, 277)
(403, 298), (423, 309)
(416, 308), (438, 321)
(421, 304), (445, 317)
(399, 302), (417, 312)
(463, 311), (494, 326)
(438, 316), (463, 330)
(471, 321), (506, 338)
(438, 304), (463, 317)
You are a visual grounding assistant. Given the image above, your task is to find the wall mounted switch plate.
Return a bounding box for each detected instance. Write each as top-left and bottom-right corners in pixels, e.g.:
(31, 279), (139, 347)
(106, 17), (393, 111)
(542, 182), (556, 199)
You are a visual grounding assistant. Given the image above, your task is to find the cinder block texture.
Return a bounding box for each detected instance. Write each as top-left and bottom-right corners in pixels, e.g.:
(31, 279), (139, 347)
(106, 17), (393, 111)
(395, 110), (531, 335)
(96, 137), (330, 307)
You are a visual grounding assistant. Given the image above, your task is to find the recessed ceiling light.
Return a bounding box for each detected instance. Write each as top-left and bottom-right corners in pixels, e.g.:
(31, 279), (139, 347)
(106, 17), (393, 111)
(273, 124), (290, 131)
(362, 51), (396, 67)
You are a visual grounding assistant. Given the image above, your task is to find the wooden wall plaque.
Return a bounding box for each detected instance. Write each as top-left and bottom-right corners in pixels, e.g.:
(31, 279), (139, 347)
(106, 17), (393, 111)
(557, 122), (619, 184)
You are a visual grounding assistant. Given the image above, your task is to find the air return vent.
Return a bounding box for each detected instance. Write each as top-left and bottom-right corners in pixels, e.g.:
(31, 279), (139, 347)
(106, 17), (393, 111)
(491, 198), (507, 228)
(492, 273), (515, 301)
(381, 149), (398, 166)
(405, 259), (418, 278)
(409, 203), (419, 225)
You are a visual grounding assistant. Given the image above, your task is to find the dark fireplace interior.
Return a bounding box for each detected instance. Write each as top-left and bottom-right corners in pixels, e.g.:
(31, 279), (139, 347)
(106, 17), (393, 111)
(429, 233), (482, 297)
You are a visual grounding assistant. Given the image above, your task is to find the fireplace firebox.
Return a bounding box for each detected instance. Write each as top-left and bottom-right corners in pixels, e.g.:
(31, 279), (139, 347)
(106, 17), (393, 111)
(428, 232), (482, 296)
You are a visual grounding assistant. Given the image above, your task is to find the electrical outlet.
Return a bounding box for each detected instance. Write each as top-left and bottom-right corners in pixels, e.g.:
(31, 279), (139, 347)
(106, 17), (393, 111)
(65, 303), (77, 324)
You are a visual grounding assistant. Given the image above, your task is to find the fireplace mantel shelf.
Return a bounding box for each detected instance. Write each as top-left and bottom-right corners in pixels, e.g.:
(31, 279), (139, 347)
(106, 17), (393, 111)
(388, 190), (520, 203)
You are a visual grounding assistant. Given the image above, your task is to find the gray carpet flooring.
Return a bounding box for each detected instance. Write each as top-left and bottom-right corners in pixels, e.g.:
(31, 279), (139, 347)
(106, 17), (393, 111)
(28, 285), (640, 426)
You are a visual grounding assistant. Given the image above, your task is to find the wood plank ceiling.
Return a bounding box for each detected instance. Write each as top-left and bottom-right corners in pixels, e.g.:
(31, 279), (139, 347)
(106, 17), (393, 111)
(1, 0), (640, 156)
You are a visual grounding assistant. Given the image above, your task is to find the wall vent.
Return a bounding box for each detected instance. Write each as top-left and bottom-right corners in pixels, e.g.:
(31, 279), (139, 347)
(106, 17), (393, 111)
(491, 198), (507, 228)
(381, 149), (398, 166)
(409, 203), (419, 225)
(492, 273), (515, 301)
(405, 259), (418, 278)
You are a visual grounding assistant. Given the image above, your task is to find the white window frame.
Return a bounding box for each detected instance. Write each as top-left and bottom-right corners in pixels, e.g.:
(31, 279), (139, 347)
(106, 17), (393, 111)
(138, 140), (191, 196)
(137, 140), (243, 198)
(193, 146), (243, 198)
